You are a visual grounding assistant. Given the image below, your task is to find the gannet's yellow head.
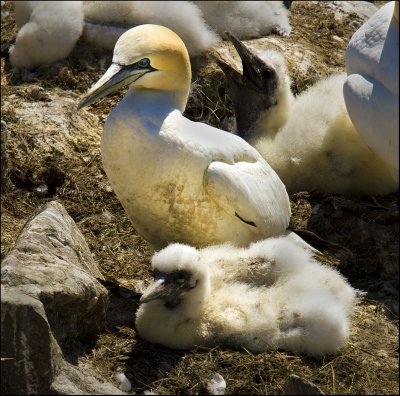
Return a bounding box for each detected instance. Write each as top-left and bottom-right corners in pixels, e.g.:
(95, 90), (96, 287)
(394, 1), (399, 23)
(78, 24), (192, 111)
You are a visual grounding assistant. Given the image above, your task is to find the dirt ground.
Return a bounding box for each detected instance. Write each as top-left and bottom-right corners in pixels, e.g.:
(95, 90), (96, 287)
(1, 1), (398, 395)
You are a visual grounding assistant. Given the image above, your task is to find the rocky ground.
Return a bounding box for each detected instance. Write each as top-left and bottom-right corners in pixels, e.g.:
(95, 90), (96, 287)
(1, 1), (398, 395)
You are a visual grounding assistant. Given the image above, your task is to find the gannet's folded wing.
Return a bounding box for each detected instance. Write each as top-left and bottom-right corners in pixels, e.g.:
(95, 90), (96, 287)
(204, 159), (291, 236)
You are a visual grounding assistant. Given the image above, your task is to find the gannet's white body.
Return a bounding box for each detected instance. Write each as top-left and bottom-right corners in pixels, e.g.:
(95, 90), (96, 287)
(343, 1), (399, 183)
(10, 1), (84, 69)
(78, 25), (291, 249)
(136, 236), (357, 356)
(215, 35), (398, 195)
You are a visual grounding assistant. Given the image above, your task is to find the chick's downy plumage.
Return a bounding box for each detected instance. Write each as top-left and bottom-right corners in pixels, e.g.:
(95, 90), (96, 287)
(136, 236), (357, 356)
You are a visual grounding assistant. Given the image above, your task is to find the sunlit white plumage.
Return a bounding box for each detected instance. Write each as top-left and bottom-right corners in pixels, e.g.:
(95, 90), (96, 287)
(343, 1), (399, 183)
(10, 1), (83, 69)
(194, 1), (291, 38)
(215, 34), (398, 195)
(135, 236), (357, 356)
(78, 24), (291, 249)
(82, 1), (220, 57)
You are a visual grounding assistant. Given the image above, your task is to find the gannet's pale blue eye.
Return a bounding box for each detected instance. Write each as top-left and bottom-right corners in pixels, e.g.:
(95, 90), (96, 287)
(138, 58), (150, 68)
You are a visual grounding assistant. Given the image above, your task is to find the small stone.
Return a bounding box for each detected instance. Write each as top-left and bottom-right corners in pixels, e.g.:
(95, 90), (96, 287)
(116, 372), (132, 392)
(206, 373), (226, 395)
(33, 184), (49, 197)
(283, 374), (324, 395)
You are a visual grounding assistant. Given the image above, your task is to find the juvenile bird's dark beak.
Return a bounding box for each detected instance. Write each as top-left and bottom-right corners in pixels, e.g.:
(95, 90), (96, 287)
(140, 279), (171, 303)
(224, 32), (268, 91)
(216, 32), (277, 93)
(140, 272), (194, 307)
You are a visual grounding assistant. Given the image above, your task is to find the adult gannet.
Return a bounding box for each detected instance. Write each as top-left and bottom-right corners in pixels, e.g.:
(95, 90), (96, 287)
(10, 1), (84, 70)
(215, 33), (398, 196)
(78, 24), (291, 249)
(343, 1), (399, 184)
(136, 236), (357, 356)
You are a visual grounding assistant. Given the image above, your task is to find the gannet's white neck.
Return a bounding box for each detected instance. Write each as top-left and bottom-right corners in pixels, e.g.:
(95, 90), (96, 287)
(114, 87), (185, 133)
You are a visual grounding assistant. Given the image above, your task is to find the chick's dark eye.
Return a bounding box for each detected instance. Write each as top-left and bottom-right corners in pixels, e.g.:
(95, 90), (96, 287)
(138, 58), (150, 68)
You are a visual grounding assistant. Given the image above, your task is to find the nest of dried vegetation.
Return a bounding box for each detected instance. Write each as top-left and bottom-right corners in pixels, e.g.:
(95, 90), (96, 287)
(1, 1), (398, 394)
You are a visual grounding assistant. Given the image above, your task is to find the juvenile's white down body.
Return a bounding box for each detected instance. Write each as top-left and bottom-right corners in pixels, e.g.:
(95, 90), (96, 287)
(344, 1), (399, 183)
(78, 25), (291, 249)
(217, 39), (398, 195)
(10, 1), (84, 69)
(135, 236), (357, 356)
(252, 66), (397, 195)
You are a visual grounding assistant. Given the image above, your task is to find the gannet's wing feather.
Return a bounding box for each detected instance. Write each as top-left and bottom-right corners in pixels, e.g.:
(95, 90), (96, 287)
(204, 160), (290, 235)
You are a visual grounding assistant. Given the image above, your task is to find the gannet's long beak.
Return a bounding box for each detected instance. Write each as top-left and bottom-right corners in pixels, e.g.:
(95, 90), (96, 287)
(77, 62), (156, 110)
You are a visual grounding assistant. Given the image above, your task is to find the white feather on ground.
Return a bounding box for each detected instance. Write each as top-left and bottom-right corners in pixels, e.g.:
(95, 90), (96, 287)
(194, 1), (291, 39)
(135, 234), (358, 357)
(10, 1), (84, 69)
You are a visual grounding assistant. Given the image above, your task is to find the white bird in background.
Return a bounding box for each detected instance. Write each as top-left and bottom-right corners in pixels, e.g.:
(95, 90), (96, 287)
(83, 1), (291, 57)
(215, 33), (398, 196)
(135, 236), (357, 356)
(194, 1), (291, 39)
(78, 24), (291, 250)
(9, 1), (83, 69)
(10, 1), (291, 69)
(343, 1), (399, 184)
(82, 1), (220, 57)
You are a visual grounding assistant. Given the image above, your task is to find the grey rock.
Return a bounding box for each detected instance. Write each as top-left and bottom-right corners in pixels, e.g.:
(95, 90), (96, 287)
(1, 200), (123, 395)
(283, 374), (325, 395)
(1, 286), (61, 394)
(1, 200), (106, 344)
(1, 119), (7, 193)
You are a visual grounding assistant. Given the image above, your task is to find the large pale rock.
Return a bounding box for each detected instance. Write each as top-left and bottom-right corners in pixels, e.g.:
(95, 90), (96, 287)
(2, 200), (106, 344)
(1, 200), (123, 395)
(1, 287), (60, 394)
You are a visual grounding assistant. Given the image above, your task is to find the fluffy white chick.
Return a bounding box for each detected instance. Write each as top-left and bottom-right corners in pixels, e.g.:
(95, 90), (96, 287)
(82, 1), (220, 57)
(195, 1), (292, 38)
(135, 235), (357, 357)
(215, 33), (398, 196)
(10, 1), (84, 69)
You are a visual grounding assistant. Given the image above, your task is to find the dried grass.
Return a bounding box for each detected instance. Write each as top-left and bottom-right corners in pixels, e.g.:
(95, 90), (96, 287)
(1, 1), (398, 394)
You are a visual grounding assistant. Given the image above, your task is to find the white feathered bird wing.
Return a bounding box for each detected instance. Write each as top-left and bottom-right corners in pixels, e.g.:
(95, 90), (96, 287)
(205, 159), (290, 235)
(164, 110), (291, 236)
